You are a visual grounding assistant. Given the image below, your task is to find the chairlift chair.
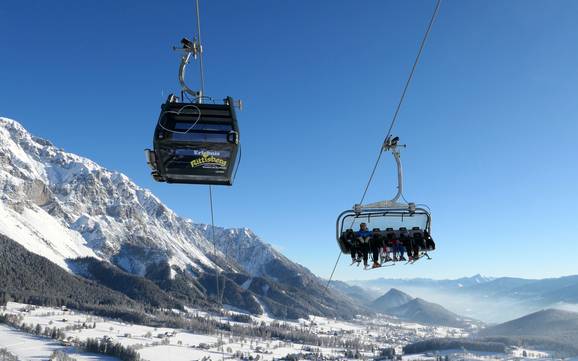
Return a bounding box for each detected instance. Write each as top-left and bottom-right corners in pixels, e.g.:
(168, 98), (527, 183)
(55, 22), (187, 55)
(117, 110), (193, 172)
(336, 137), (433, 257)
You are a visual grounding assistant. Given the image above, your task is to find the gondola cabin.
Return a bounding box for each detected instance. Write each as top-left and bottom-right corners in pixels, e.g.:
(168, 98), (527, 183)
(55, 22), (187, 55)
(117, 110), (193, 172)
(146, 95), (240, 185)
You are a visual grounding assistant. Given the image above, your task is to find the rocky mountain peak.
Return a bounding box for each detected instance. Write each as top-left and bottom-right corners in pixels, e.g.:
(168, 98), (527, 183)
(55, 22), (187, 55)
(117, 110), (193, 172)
(0, 117), (274, 275)
(0, 117), (361, 319)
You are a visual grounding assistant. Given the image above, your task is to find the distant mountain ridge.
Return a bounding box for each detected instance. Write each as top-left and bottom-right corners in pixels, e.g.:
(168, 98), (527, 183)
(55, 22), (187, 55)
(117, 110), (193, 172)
(402, 308), (578, 357)
(387, 298), (474, 328)
(370, 288), (414, 312)
(354, 274), (578, 303)
(0, 117), (360, 319)
(329, 280), (378, 306)
(352, 274), (578, 323)
(479, 309), (578, 339)
(354, 274), (494, 291)
(477, 308), (578, 356)
(368, 288), (478, 328)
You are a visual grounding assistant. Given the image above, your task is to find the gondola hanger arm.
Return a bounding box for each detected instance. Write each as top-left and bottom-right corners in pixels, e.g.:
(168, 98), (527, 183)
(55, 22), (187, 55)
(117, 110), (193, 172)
(174, 37), (202, 98)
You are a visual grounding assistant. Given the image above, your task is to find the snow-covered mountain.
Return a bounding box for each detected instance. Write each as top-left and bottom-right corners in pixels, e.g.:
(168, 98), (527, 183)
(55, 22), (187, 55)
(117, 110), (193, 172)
(0, 117), (232, 274)
(0, 117), (358, 318)
(201, 226), (316, 283)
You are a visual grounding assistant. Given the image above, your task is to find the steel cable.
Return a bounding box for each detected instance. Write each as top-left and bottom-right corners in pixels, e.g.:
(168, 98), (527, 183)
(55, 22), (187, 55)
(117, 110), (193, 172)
(306, 0), (443, 348)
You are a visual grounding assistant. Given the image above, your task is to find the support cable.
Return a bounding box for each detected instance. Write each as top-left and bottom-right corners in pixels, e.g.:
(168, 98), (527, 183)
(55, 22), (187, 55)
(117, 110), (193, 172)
(383, 0), (442, 143)
(305, 0), (442, 348)
(209, 184), (225, 361)
(194, 2), (225, 360)
(208, 185), (219, 306)
(195, 0), (206, 99)
(364, 0), (442, 203)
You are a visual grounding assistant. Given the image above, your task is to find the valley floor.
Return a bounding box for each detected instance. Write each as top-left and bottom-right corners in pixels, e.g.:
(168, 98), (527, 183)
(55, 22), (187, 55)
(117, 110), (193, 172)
(0, 324), (117, 360)
(0, 302), (563, 361)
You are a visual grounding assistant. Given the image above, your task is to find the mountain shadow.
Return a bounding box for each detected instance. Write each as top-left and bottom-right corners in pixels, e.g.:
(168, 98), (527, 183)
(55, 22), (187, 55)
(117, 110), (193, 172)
(0, 234), (148, 322)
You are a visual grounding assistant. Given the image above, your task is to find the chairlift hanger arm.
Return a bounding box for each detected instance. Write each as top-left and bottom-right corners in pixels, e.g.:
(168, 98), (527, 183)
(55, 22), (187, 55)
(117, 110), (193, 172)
(354, 136), (413, 213)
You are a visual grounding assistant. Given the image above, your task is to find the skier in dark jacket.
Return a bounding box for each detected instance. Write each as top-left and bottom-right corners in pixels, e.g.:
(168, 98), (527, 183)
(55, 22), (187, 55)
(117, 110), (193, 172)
(424, 230), (436, 250)
(411, 232), (425, 260)
(370, 228), (384, 268)
(399, 230), (413, 261)
(341, 229), (359, 264)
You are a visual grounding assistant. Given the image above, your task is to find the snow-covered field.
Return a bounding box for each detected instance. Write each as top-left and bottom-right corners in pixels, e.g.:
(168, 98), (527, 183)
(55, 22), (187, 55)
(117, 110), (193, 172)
(0, 302), (558, 361)
(0, 302), (471, 360)
(403, 348), (556, 361)
(0, 324), (118, 360)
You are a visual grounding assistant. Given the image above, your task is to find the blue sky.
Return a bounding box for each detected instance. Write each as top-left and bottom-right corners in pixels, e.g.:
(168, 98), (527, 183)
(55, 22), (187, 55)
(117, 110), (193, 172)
(1, 0), (577, 281)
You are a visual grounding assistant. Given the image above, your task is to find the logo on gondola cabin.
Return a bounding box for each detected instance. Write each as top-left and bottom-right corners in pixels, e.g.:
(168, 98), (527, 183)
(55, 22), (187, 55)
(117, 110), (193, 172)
(190, 151), (228, 169)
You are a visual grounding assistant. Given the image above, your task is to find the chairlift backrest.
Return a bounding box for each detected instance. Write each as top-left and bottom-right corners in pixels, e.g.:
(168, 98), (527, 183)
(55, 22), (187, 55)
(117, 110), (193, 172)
(410, 226), (424, 238)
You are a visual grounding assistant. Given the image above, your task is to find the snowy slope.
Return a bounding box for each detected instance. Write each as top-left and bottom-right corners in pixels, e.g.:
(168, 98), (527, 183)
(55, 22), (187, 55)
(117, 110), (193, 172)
(0, 204), (97, 270)
(198, 226), (309, 279)
(0, 117), (265, 275)
(0, 117), (314, 281)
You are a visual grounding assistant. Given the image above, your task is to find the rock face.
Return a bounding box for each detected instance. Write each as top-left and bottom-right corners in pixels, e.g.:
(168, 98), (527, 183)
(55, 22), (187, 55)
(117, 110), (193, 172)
(0, 117), (360, 319)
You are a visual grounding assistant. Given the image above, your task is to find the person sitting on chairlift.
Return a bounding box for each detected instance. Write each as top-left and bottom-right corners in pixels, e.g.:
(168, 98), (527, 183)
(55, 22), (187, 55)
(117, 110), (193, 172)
(381, 235), (389, 264)
(370, 228), (383, 269)
(391, 232), (407, 262)
(383, 233), (395, 262)
(399, 230), (414, 261)
(356, 223), (371, 268)
(424, 230), (435, 251)
(342, 229), (359, 264)
(412, 232), (425, 260)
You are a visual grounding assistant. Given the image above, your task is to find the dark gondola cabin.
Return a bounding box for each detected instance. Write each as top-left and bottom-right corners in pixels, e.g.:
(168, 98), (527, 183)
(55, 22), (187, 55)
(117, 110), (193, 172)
(146, 95), (240, 185)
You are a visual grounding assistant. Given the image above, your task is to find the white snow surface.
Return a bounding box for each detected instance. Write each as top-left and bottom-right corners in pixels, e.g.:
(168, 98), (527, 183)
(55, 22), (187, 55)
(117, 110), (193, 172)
(0, 117), (287, 277)
(0, 202), (98, 270)
(1, 302), (477, 361)
(0, 324), (119, 360)
(0, 301), (560, 361)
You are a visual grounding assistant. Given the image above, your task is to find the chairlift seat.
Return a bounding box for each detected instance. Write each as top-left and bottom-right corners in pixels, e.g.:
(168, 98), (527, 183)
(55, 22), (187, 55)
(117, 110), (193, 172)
(336, 207), (431, 254)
